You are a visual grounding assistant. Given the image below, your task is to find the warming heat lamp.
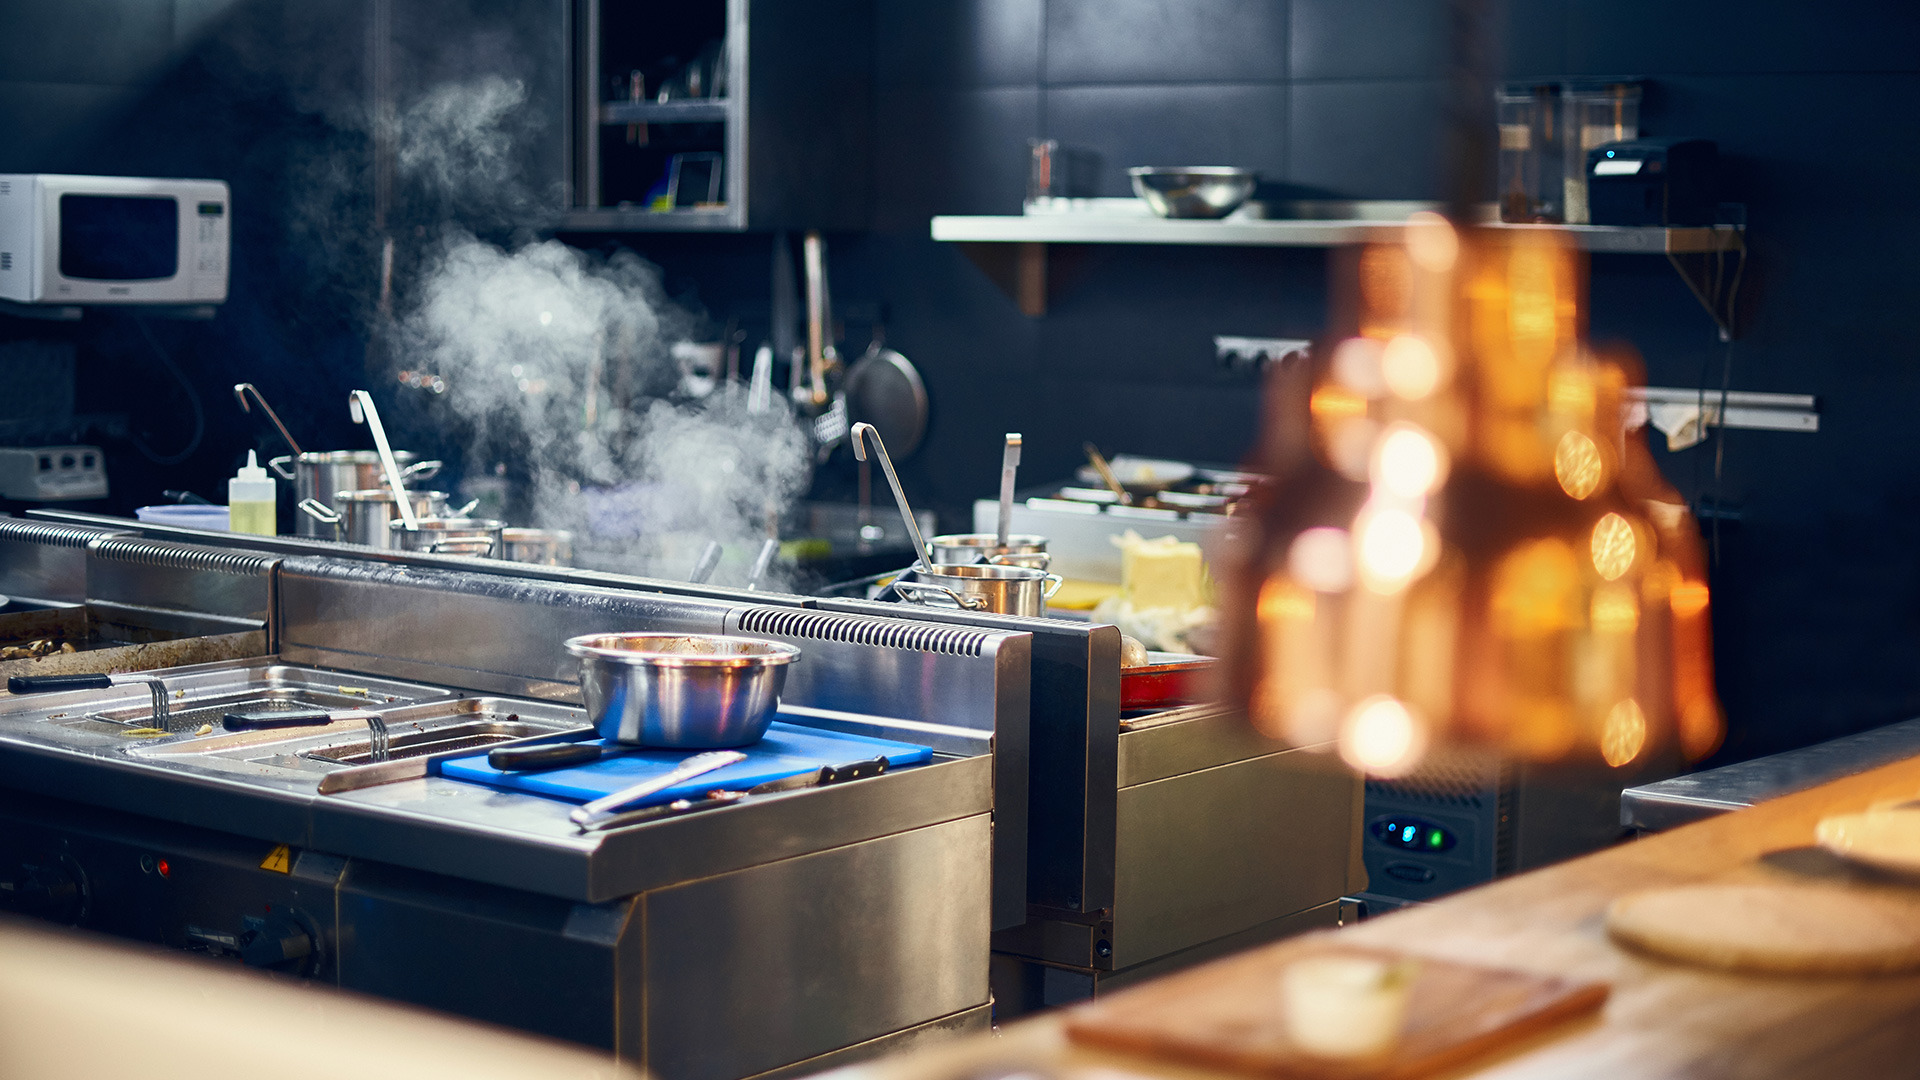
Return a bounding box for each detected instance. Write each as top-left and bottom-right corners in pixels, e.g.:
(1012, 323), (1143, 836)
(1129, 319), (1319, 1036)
(1218, 215), (1723, 777)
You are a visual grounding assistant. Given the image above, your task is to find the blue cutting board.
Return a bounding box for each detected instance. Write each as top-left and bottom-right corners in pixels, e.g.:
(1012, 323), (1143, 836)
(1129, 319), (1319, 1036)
(435, 721), (933, 806)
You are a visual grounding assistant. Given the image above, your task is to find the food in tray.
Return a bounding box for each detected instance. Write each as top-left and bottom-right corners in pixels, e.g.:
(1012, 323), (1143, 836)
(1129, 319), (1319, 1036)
(1815, 806), (1920, 877)
(1605, 881), (1920, 975)
(1280, 953), (1417, 1058)
(1092, 530), (1215, 653)
(0, 639), (76, 660)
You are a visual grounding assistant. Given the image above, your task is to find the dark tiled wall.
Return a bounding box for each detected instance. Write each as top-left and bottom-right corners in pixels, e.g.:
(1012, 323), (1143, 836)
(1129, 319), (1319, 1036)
(8, 0), (1920, 766)
(819, 0), (1920, 766)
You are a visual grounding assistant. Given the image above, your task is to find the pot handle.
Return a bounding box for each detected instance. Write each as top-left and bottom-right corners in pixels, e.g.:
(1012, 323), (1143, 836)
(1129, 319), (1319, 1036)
(296, 498), (343, 543)
(892, 579), (988, 611)
(267, 455), (298, 481)
(451, 498), (480, 517)
(399, 459), (443, 482)
(426, 538), (496, 557)
(1042, 573), (1064, 599)
(297, 498), (341, 525)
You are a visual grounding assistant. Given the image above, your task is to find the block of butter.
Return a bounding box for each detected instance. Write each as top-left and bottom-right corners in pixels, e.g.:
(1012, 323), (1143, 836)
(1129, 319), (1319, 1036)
(1117, 531), (1207, 611)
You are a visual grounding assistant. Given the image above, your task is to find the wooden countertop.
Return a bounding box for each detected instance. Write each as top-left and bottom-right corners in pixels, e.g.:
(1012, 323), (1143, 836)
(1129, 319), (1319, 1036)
(833, 753), (1920, 1080)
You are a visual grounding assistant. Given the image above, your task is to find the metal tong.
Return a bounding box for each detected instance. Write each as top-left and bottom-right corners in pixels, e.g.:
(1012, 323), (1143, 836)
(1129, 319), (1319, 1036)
(233, 383), (302, 456)
(8, 673), (173, 731)
(851, 422), (932, 575)
(569, 749), (747, 831)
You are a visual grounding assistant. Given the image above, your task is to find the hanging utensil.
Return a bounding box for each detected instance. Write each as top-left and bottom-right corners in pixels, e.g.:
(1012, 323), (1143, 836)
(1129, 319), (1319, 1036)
(746, 538), (780, 590)
(844, 329), (929, 459)
(851, 422), (932, 574)
(747, 343), (774, 414)
(1083, 442), (1133, 505)
(802, 230), (833, 409)
(233, 384), (303, 456)
(568, 749), (747, 830)
(770, 232), (799, 401)
(688, 540), (724, 584)
(348, 390), (418, 530)
(997, 433), (1022, 550)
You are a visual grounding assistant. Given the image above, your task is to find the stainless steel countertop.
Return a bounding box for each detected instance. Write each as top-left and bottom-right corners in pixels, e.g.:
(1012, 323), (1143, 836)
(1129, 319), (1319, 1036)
(1621, 716), (1920, 832)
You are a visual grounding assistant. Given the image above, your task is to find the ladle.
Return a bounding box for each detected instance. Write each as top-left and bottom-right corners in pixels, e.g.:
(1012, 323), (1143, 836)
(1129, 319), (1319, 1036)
(746, 538), (780, 590)
(348, 390), (418, 530)
(688, 540), (724, 584)
(233, 383), (303, 455)
(996, 432), (1022, 550)
(851, 422), (931, 574)
(1083, 441), (1132, 505)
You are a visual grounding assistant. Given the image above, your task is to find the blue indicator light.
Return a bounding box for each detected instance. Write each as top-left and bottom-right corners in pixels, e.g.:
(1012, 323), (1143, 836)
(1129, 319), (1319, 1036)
(1402, 825), (1416, 843)
(1605, 150), (1616, 157)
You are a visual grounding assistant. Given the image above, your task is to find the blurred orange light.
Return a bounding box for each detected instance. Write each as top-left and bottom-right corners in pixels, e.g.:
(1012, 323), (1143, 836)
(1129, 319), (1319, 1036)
(1600, 698), (1648, 767)
(1355, 505), (1427, 590)
(1288, 528), (1355, 593)
(1670, 581), (1710, 618)
(1554, 431), (1604, 500)
(1590, 513), (1637, 581)
(1373, 424), (1447, 500)
(1381, 335), (1442, 399)
(1340, 696), (1427, 776)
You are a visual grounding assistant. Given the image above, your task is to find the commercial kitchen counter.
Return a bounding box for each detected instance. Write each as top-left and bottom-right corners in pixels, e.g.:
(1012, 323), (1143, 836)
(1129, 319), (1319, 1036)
(820, 753), (1920, 1080)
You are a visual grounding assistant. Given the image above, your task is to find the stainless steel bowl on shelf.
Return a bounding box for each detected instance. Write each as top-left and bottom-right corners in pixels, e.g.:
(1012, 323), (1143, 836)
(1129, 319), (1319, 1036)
(1127, 166), (1257, 219)
(566, 633), (802, 748)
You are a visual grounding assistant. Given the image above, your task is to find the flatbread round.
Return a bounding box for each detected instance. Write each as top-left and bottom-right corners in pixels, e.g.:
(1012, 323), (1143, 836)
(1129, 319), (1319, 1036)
(1816, 808), (1920, 877)
(1606, 882), (1920, 975)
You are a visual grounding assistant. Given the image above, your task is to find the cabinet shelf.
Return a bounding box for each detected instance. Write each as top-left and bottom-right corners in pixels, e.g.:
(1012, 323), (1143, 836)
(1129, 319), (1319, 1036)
(598, 99), (731, 125)
(931, 201), (1746, 321)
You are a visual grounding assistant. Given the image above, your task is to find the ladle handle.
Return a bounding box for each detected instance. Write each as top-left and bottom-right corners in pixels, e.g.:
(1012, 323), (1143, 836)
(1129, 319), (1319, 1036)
(850, 422), (931, 574)
(350, 390), (418, 530)
(997, 433), (1021, 550)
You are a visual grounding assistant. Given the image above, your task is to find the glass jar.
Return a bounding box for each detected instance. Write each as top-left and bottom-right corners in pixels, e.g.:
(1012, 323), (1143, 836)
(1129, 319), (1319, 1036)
(1562, 83), (1642, 224)
(1496, 84), (1563, 223)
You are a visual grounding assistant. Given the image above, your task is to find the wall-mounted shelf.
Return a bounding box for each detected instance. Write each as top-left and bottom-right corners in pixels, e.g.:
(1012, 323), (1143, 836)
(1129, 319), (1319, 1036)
(599, 99), (730, 124)
(931, 201), (1746, 324)
(931, 214), (1742, 254)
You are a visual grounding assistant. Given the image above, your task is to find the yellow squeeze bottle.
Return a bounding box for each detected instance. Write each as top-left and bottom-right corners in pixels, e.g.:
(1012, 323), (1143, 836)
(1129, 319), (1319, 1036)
(227, 451), (277, 536)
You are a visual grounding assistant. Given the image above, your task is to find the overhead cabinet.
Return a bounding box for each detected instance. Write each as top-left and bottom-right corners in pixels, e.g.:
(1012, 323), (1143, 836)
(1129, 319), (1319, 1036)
(567, 0), (871, 232)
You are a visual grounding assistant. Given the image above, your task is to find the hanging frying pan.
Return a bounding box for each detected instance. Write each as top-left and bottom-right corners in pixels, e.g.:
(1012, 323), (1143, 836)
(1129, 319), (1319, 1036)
(844, 331), (928, 459)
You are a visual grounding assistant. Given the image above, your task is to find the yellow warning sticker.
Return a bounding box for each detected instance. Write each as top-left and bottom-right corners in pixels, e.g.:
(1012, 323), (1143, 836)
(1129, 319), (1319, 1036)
(260, 844), (293, 874)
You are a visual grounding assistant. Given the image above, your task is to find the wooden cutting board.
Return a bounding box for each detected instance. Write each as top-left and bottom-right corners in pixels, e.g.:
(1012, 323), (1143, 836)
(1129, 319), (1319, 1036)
(1065, 941), (1608, 1080)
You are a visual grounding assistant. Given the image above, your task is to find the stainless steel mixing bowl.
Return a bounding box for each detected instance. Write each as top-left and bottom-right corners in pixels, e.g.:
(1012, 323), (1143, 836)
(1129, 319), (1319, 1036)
(1127, 166), (1256, 219)
(566, 633), (802, 748)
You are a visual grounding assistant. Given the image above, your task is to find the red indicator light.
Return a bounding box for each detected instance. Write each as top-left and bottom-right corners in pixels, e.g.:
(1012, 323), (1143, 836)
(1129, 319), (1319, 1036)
(156, 859), (170, 878)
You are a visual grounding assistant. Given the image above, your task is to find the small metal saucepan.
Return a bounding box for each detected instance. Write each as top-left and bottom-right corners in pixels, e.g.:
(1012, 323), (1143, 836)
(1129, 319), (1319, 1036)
(566, 632), (802, 748)
(895, 562), (1063, 617)
(388, 517), (505, 558)
(268, 451), (442, 537)
(501, 528), (575, 567)
(299, 488), (452, 547)
(926, 533), (1051, 571)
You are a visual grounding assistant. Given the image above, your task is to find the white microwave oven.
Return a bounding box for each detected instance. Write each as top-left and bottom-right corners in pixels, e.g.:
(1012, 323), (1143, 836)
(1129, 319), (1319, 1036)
(0, 174), (229, 307)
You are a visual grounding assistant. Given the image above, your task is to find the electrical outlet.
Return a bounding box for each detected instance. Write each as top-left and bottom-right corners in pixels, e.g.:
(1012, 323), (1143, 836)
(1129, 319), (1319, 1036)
(1215, 336), (1311, 375)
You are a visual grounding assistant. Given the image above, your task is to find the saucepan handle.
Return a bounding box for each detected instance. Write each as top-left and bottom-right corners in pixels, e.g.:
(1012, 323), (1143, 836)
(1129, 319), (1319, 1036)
(892, 579), (988, 611)
(399, 459), (443, 482)
(1042, 573), (1064, 599)
(267, 455), (298, 481)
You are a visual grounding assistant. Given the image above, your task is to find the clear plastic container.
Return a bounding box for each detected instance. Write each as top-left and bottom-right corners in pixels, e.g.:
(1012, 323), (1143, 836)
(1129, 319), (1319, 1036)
(227, 451), (277, 536)
(1562, 83), (1642, 224)
(1496, 84), (1563, 223)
